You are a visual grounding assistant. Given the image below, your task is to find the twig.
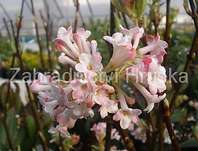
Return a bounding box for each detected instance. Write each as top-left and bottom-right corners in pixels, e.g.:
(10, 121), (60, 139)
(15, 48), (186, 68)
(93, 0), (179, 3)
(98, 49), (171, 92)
(73, 0), (80, 33)
(79, 10), (86, 27)
(189, 0), (198, 28)
(54, 0), (64, 18)
(0, 2), (11, 20)
(3, 18), (12, 41)
(42, 0), (53, 69)
(109, 1), (115, 56)
(158, 107), (165, 151)
(30, 0), (46, 69)
(110, 2), (115, 36)
(163, 0), (171, 45)
(161, 1), (181, 150)
(16, 0), (25, 41)
(162, 99), (181, 151)
(24, 0), (31, 10)
(86, 0), (94, 24)
(86, 0), (94, 17)
(40, 11), (53, 70)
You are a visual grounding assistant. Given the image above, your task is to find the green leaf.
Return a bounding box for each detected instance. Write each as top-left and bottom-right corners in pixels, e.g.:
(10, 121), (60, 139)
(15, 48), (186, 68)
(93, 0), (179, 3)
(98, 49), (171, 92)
(0, 122), (7, 145)
(171, 109), (187, 123)
(25, 115), (36, 138)
(6, 109), (18, 145)
(134, 0), (147, 18)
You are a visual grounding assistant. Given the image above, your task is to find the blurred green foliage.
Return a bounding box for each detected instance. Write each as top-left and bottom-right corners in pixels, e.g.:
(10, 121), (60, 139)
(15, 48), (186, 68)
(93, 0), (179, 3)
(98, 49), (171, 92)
(0, 38), (13, 61)
(166, 31), (193, 71)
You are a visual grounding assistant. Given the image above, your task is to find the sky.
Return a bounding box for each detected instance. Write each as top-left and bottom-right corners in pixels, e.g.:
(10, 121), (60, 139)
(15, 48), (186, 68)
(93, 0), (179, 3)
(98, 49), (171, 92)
(0, 0), (110, 19)
(0, 0), (192, 35)
(0, 0), (187, 19)
(0, 0), (110, 34)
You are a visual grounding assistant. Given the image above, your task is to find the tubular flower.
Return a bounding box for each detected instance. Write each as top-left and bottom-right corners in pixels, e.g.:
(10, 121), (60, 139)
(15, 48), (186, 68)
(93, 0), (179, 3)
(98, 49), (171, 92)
(30, 25), (167, 137)
(55, 27), (103, 73)
(103, 26), (144, 72)
(126, 56), (167, 112)
(113, 94), (142, 129)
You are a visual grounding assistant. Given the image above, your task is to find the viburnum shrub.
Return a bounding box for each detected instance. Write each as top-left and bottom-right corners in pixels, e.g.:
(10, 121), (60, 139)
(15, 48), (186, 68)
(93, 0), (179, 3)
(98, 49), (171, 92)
(30, 25), (167, 138)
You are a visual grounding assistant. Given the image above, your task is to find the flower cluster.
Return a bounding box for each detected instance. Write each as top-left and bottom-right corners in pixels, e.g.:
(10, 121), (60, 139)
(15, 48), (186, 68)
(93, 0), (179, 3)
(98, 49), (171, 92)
(30, 25), (167, 136)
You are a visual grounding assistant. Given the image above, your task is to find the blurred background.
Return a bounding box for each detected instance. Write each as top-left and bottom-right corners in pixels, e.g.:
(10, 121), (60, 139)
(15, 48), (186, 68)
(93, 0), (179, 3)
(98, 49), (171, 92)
(0, 0), (198, 151)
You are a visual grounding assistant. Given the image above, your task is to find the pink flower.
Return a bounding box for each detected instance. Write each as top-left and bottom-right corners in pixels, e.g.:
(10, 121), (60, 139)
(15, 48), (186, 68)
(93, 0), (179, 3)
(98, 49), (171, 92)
(56, 110), (76, 128)
(30, 73), (52, 92)
(113, 94), (142, 129)
(133, 82), (166, 112)
(70, 79), (95, 105)
(55, 27), (103, 72)
(147, 58), (167, 94)
(103, 26), (144, 72)
(91, 122), (106, 141)
(111, 128), (121, 141)
(75, 52), (103, 78)
(113, 108), (141, 129)
(55, 26), (80, 59)
(91, 122), (120, 141)
(33, 76), (95, 136)
(103, 33), (135, 72)
(58, 53), (77, 67)
(69, 79), (98, 112)
(38, 85), (72, 117)
(126, 55), (167, 112)
(120, 25), (144, 49)
(71, 103), (94, 118)
(138, 34), (168, 63)
(95, 94), (118, 118)
(73, 28), (91, 54)
(94, 84), (118, 118)
(127, 57), (166, 95)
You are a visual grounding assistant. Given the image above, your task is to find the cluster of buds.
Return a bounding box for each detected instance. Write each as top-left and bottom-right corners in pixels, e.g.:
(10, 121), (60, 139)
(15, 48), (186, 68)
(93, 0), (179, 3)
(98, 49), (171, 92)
(30, 25), (167, 136)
